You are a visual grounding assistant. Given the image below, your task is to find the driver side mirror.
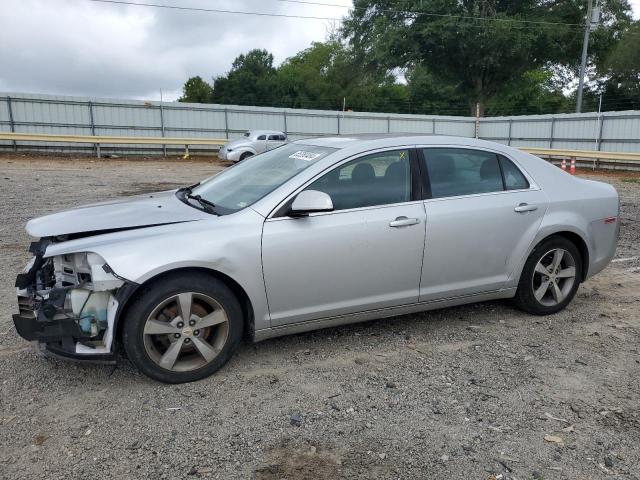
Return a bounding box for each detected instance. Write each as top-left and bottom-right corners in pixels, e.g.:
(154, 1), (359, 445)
(289, 190), (333, 217)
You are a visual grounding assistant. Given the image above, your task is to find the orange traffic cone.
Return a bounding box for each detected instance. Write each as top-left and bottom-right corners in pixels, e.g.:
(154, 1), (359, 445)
(570, 158), (576, 175)
(561, 159), (567, 171)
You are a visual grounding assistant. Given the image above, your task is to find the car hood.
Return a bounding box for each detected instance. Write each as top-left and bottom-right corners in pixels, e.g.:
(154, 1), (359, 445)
(26, 190), (211, 238)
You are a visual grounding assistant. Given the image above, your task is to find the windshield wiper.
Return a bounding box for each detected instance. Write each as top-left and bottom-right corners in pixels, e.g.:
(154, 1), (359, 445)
(177, 182), (200, 195)
(186, 193), (218, 215)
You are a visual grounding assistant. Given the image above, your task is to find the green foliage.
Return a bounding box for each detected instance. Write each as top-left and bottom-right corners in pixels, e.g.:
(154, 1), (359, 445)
(212, 49), (279, 106)
(179, 76), (214, 103)
(178, 1), (637, 116)
(342, 0), (632, 113)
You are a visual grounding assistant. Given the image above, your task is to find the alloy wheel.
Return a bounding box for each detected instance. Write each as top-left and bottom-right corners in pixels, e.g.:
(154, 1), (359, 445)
(531, 248), (577, 307)
(142, 292), (229, 372)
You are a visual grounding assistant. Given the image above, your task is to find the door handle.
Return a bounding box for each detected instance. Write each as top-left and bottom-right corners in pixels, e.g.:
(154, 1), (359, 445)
(389, 216), (420, 227)
(514, 203), (538, 213)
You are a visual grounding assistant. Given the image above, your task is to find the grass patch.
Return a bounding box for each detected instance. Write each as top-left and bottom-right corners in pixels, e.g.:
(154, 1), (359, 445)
(621, 178), (640, 184)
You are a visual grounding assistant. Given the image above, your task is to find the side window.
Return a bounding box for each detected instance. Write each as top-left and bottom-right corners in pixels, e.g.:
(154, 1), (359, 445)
(268, 135), (279, 141)
(280, 135), (287, 141)
(499, 156), (529, 190)
(422, 148), (503, 199)
(257, 135), (266, 141)
(306, 150), (411, 211)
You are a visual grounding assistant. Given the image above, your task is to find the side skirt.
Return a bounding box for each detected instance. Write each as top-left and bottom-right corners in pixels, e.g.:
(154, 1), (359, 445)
(253, 288), (517, 342)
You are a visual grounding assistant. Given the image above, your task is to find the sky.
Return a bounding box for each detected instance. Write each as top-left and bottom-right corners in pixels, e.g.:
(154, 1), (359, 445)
(0, 0), (638, 102)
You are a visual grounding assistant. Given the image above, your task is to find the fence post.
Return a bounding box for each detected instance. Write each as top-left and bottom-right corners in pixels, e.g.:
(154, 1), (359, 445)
(597, 114), (605, 151)
(224, 108), (229, 139)
(595, 113), (605, 169)
(88, 101), (100, 158)
(387, 116), (391, 133)
(474, 102), (480, 139)
(549, 117), (556, 149)
(159, 102), (167, 157)
(432, 118), (436, 134)
(6, 96), (17, 152)
(507, 118), (512, 146)
(283, 110), (288, 136)
(337, 114), (341, 135)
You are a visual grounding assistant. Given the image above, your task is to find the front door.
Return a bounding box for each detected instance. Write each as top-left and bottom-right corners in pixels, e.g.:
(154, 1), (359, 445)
(418, 147), (548, 301)
(262, 148), (426, 326)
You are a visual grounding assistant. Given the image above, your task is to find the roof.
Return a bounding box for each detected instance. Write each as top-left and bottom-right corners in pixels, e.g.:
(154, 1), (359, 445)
(248, 129), (286, 135)
(293, 134), (510, 152)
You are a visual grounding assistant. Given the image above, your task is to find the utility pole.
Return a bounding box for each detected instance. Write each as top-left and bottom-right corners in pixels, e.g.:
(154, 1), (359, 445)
(576, 0), (601, 113)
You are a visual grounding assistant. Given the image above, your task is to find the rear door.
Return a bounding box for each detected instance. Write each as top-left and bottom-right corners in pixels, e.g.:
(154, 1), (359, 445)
(267, 134), (285, 151)
(418, 147), (548, 301)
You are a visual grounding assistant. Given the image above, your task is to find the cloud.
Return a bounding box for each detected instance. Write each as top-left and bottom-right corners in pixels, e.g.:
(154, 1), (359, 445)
(0, 0), (350, 100)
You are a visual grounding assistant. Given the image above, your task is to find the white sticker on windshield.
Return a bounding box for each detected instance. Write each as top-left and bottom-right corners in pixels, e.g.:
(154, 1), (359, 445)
(289, 151), (321, 161)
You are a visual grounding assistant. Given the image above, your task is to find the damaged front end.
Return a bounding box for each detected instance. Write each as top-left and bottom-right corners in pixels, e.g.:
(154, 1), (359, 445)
(13, 239), (135, 362)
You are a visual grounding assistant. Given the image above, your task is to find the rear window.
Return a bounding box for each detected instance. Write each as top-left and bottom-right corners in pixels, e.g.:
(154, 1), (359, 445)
(422, 148), (503, 199)
(499, 155), (530, 190)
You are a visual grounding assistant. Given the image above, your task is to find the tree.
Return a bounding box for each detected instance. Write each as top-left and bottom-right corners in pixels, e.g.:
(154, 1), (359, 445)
(597, 20), (640, 111)
(277, 40), (410, 112)
(212, 49), (279, 106)
(179, 76), (214, 103)
(342, 0), (631, 114)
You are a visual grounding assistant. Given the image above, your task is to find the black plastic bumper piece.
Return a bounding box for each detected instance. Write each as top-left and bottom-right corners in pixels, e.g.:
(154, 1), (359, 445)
(12, 312), (85, 342)
(38, 342), (117, 364)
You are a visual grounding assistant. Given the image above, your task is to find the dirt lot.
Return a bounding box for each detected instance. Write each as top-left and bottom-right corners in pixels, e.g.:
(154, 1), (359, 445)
(1, 154), (639, 480)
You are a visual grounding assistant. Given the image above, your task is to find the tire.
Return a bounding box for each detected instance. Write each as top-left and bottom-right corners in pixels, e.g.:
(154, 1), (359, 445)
(239, 152), (253, 161)
(514, 235), (582, 315)
(122, 272), (243, 383)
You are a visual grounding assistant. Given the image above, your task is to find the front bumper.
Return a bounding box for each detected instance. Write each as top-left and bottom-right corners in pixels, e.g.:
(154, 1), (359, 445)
(12, 243), (134, 363)
(12, 289), (118, 363)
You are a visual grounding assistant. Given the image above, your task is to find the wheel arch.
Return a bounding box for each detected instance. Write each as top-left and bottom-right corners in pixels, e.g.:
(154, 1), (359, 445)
(114, 267), (255, 348)
(552, 231), (589, 281)
(522, 229), (590, 283)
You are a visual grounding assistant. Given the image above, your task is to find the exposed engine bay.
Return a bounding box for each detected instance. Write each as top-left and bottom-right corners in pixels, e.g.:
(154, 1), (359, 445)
(13, 238), (135, 361)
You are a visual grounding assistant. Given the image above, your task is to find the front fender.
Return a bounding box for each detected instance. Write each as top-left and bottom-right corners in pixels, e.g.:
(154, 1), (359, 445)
(43, 209), (271, 332)
(227, 147), (257, 161)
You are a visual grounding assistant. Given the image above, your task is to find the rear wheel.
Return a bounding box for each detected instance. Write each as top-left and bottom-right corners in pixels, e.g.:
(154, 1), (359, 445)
(514, 236), (582, 315)
(122, 273), (243, 383)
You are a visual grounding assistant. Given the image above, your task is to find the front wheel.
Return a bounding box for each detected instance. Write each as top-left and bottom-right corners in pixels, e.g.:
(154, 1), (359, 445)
(238, 152), (254, 161)
(122, 273), (243, 383)
(514, 236), (582, 315)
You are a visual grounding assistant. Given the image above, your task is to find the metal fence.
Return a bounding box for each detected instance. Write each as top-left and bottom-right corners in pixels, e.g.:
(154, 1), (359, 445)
(1, 92), (639, 155)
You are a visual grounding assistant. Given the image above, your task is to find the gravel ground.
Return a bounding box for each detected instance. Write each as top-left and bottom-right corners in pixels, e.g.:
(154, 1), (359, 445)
(1, 154), (639, 480)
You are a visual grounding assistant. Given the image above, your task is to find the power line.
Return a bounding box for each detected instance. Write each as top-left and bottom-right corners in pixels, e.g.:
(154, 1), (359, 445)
(266, 0), (585, 27)
(83, 0), (343, 21)
(84, 0), (588, 29)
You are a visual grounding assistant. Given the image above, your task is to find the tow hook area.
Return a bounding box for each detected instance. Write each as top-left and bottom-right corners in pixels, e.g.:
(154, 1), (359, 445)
(12, 242), (135, 360)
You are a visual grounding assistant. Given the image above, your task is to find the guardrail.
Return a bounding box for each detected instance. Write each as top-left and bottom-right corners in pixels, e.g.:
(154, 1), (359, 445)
(0, 132), (227, 158)
(1, 132), (640, 168)
(520, 147), (640, 170)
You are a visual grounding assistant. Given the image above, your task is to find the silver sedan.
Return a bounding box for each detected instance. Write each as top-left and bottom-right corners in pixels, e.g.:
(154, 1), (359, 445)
(13, 135), (619, 383)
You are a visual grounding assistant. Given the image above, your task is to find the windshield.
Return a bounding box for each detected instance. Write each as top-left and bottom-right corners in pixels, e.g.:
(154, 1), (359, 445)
(191, 143), (336, 213)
